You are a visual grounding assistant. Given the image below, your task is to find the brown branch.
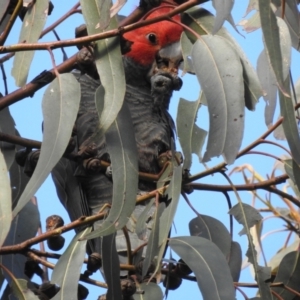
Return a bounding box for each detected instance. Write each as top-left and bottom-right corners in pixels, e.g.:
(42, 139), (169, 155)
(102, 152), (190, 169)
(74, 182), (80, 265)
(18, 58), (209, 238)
(187, 117), (284, 183)
(0, 0), (204, 53)
(188, 174), (300, 207)
(0, 131), (41, 148)
(0, 53), (77, 110)
(188, 174), (288, 192)
(0, 213), (106, 254)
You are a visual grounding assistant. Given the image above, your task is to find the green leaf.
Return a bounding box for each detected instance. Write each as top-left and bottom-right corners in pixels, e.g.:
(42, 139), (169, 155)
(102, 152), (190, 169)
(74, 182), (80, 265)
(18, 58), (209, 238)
(135, 198), (155, 240)
(169, 236), (236, 300)
(191, 36), (244, 164)
(11, 0), (48, 86)
(11, 279), (39, 300)
(13, 74), (81, 217)
(158, 165), (182, 246)
(80, 0), (125, 137)
(1, 201), (39, 284)
(102, 233), (122, 300)
(279, 76), (300, 166)
(182, 7), (262, 110)
(180, 32), (194, 75)
(276, 0), (300, 51)
(272, 251), (300, 299)
(142, 202), (165, 277)
(268, 239), (299, 273)
(257, 49), (277, 127)
(212, 0), (234, 34)
(189, 215), (231, 258)
(258, 0), (289, 95)
(228, 241), (242, 282)
(284, 159), (300, 193)
(83, 102), (138, 239)
(0, 106), (16, 170)
(229, 203), (272, 299)
(229, 203), (262, 236)
(132, 282), (163, 300)
(0, 150), (11, 247)
(51, 227), (92, 300)
(176, 97), (207, 170)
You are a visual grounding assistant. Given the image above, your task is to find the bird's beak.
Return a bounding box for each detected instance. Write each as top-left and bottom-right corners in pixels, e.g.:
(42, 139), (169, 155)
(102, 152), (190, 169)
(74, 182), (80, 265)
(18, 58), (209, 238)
(156, 41), (183, 73)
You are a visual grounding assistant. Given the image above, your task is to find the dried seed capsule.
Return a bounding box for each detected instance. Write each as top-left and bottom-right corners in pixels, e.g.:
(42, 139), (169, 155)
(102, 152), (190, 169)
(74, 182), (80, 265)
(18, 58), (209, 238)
(163, 271), (182, 290)
(175, 259), (192, 277)
(39, 282), (59, 299)
(77, 284), (89, 300)
(24, 259), (43, 279)
(47, 236), (65, 251)
(87, 252), (102, 273)
(121, 278), (136, 298)
(46, 215), (64, 231)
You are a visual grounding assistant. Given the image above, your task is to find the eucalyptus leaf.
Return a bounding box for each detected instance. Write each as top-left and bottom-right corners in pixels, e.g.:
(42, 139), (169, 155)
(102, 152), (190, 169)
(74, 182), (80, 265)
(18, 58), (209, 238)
(182, 7), (262, 110)
(230, 203), (272, 299)
(11, 279), (39, 300)
(102, 233), (122, 300)
(169, 236), (236, 300)
(2, 201), (39, 284)
(258, 0), (289, 95)
(212, 0), (234, 34)
(279, 77), (300, 166)
(189, 215), (231, 258)
(0, 106), (16, 170)
(180, 32), (194, 74)
(142, 202), (165, 277)
(228, 241), (242, 282)
(80, 0), (125, 138)
(229, 203), (262, 236)
(272, 251), (300, 299)
(135, 198), (155, 240)
(51, 227), (92, 300)
(158, 165), (182, 246)
(11, 0), (48, 86)
(176, 97), (207, 170)
(0, 151), (11, 247)
(191, 36), (244, 164)
(276, 0), (300, 51)
(82, 102), (138, 239)
(257, 49), (278, 127)
(13, 74), (81, 217)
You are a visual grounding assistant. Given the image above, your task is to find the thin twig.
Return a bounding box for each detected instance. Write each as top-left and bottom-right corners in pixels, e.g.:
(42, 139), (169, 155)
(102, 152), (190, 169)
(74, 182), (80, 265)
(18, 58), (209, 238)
(0, 0), (204, 53)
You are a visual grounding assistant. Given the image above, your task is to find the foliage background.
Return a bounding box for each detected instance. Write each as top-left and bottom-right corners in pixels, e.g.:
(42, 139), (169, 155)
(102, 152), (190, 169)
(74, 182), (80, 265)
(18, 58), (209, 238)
(1, 0), (300, 299)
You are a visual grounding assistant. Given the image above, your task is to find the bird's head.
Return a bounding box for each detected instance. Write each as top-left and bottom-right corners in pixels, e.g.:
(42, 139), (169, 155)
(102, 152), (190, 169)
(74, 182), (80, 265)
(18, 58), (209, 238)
(123, 4), (183, 67)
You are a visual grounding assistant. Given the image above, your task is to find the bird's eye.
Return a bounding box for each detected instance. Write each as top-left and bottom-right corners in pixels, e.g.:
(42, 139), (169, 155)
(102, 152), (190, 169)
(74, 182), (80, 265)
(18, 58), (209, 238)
(147, 33), (157, 44)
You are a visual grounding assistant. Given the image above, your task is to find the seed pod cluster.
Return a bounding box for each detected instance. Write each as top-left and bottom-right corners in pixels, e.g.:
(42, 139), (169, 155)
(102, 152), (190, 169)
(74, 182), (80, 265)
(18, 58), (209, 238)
(46, 215), (65, 251)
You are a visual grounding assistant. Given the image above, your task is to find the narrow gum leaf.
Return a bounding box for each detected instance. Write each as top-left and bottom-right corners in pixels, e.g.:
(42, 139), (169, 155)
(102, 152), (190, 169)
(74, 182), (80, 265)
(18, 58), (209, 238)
(191, 36), (244, 164)
(11, 0), (48, 87)
(258, 0), (290, 96)
(82, 102), (138, 239)
(169, 236), (236, 300)
(13, 74), (81, 217)
(51, 227), (92, 300)
(0, 151), (11, 247)
(80, 0), (125, 138)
